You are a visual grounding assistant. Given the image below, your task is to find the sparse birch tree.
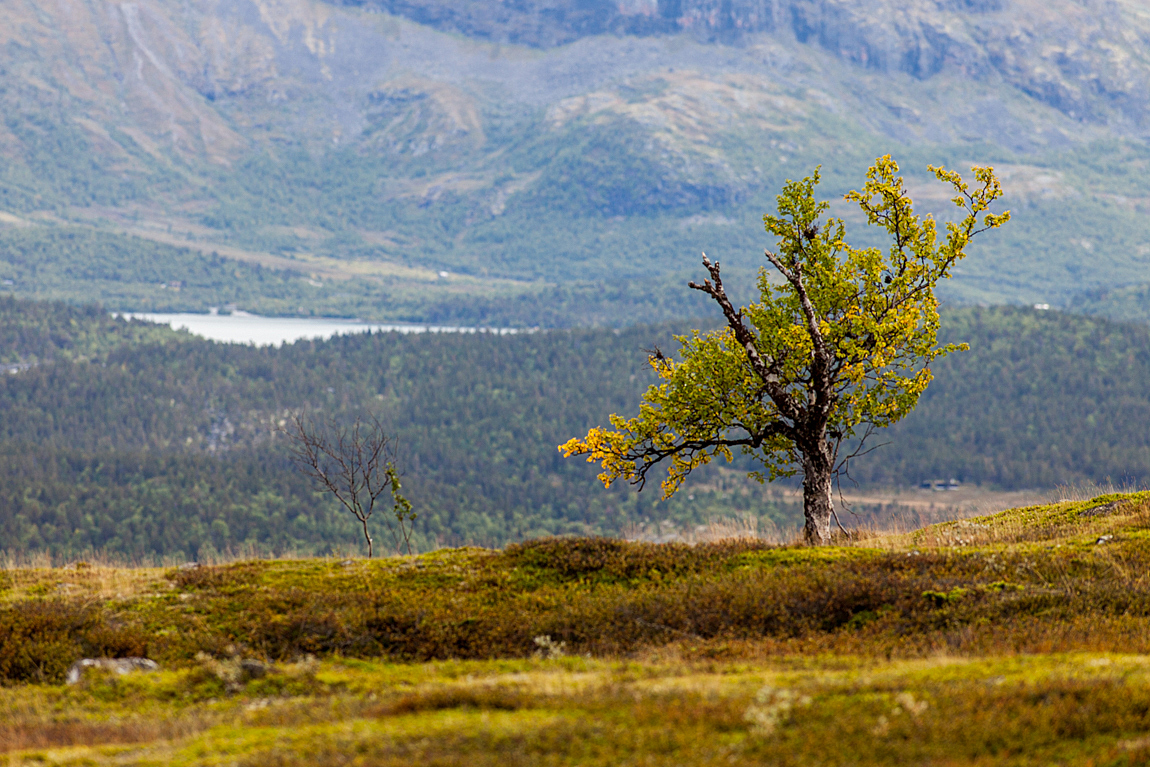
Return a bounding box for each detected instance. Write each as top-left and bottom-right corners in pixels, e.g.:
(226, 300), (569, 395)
(283, 414), (415, 557)
(561, 156), (1010, 544)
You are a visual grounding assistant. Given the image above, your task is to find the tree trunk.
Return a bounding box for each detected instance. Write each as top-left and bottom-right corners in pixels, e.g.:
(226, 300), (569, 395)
(801, 446), (834, 545)
(361, 518), (374, 558)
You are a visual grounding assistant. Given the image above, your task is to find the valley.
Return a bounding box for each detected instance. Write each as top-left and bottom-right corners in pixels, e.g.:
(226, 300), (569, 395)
(2, 296), (1148, 557)
(4, 4), (1150, 763)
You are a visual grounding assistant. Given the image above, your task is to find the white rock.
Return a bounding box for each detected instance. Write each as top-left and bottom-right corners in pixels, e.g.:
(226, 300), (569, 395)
(66, 658), (160, 685)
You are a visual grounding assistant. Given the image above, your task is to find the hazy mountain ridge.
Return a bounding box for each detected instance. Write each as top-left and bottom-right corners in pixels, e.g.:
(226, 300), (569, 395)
(5, 0), (1141, 156)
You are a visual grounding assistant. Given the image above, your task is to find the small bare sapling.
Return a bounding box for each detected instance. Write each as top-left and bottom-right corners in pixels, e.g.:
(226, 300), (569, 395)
(283, 414), (415, 557)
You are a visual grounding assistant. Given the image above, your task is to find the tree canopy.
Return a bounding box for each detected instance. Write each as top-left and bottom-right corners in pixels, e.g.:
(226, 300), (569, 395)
(562, 156), (1010, 543)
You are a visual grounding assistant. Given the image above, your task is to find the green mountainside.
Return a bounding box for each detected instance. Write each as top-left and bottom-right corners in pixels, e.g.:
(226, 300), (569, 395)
(0, 0), (1148, 325)
(2, 296), (1147, 557)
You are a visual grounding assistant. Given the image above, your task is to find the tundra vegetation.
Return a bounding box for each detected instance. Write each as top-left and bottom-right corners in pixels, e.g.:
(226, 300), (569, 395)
(3, 492), (1150, 764)
(563, 158), (1009, 544)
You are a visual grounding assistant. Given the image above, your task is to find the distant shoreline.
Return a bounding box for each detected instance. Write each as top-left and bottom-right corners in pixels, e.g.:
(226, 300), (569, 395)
(113, 312), (523, 347)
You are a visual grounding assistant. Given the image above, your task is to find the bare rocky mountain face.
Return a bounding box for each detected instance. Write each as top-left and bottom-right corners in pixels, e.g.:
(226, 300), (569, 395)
(6, 0), (1140, 152)
(336, 0), (1150, 135)
(0, 0), (1148, 323)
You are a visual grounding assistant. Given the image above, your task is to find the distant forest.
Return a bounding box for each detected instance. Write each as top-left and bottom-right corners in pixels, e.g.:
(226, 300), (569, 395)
(1, 296), (1148, 558)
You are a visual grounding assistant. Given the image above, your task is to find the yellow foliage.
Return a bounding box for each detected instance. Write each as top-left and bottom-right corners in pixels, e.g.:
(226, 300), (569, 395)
(561, 156), (1008, 506)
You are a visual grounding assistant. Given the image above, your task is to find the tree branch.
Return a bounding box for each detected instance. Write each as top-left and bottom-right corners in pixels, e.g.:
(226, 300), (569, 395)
(688, 253), (801, 422)
(761, 246), (831, 419)
(623, 423), (793, 490)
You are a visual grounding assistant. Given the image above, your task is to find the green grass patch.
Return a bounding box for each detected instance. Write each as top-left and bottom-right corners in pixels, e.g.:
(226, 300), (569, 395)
(10, 655), (1150, 764)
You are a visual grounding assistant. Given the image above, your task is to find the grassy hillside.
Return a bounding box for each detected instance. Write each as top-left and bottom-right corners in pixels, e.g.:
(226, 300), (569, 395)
(1, 297), (1148, 558)
(5, 493), (1150, 764)
(0, 227), (550, 324)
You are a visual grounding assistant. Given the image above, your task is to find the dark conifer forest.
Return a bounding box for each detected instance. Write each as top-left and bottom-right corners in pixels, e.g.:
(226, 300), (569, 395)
(2, 296), (1147, 557)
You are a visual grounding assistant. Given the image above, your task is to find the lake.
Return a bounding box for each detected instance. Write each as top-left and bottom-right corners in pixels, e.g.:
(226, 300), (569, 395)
(118, 312), (519, 347)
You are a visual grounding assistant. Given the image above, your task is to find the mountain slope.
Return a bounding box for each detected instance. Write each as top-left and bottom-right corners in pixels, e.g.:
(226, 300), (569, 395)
(0, 0), (1148, 324)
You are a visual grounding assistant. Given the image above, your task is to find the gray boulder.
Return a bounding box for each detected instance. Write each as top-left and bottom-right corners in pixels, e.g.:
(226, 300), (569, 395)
(66, 657), (160, 685)
(239, 659), (269, 679)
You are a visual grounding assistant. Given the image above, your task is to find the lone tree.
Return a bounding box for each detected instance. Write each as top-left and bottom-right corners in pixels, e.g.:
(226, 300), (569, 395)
(561, 156), (1009, 544)
(283, 414), (415, 557)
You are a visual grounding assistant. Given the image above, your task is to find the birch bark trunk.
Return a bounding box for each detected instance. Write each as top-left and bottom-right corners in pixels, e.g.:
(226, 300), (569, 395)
(802, 444), (835, 545)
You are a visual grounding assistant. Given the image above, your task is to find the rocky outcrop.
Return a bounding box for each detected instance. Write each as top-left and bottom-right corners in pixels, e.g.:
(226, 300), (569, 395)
(692, 0), (1149, 129)
(327, 0), (643, 47)
(66, 658), (160, 685)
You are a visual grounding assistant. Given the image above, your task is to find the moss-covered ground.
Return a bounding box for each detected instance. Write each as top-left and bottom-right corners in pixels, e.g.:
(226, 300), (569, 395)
(5, 492), (1150, 765)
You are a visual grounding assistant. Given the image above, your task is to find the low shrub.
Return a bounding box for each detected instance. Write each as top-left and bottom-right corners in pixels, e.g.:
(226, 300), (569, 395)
(0, 600), (152, 684)
(384, 685), (531, 715)
(504, 537), (775, 584)
(167, 562), (267, 591)
(15, 519), (1150, 683)
(0, 600), (96, 683)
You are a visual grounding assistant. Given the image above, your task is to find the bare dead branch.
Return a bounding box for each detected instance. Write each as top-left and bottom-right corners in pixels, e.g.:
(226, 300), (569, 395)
(688, 253), (801, 423)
